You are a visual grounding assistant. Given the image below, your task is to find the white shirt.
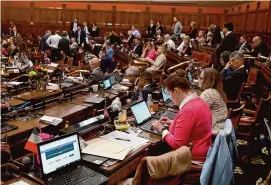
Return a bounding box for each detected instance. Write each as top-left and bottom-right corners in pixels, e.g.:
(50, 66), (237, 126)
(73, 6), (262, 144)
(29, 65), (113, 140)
(239, 42), (247, 51)
(73, 22), (78, 32)
(46, 34), (62, 49)
(164, 39), (175, 50)
(84, 26), (90, 35)
(225, 31), (232, 36)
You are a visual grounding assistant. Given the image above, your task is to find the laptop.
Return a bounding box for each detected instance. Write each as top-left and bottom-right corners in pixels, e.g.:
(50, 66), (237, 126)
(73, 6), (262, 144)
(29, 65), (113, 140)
(38, 133), (108, 185)
(130, 101), (162, 135)
(162, 88), (175, 108)
(104, 75), (128, 95)
(187, 71), (199, 88)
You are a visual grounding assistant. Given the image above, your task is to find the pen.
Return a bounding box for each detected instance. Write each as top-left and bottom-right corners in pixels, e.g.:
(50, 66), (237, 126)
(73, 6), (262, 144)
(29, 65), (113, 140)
(114, 138), (131, 142)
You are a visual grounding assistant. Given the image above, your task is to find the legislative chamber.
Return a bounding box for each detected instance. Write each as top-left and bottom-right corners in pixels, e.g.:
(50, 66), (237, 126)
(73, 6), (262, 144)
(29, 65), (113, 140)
(1, 1), (271, 185)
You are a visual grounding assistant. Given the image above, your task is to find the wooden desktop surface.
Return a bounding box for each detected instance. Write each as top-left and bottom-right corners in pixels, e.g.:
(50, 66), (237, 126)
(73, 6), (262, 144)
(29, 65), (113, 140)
(8, 98), (26, 107)
(14, 90), (61, 101)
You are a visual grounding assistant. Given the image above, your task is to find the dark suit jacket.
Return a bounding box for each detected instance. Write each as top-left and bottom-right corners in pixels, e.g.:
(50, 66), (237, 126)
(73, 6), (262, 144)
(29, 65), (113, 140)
(58, 38), (71, 56)
(39, 35), (50, 52)
(211, 26), (222, 46)
(147, 24), (156, 38)
(132, 84), (156, 102)
(188, 28), (198, 39)
(127, 35), (135, 46)
(70, 22), (80, 33)
(220, 67), (247, 101)
(236, 42), (251, 52)
(251, 42), (270, 57)
(156, 25), (164, 34)
(100, 57), (116, 74)
(88, 67), (104, 86)
(75, 30), (86, 46)
(133, 44), (143, 57)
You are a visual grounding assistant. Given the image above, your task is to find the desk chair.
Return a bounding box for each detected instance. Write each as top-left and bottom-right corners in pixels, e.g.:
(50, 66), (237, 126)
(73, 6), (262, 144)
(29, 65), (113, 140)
(151, 60), (168, 85)
(226, 83), (245, 109)
(236, 95), (271, 162)
(243, 68), (259, 96)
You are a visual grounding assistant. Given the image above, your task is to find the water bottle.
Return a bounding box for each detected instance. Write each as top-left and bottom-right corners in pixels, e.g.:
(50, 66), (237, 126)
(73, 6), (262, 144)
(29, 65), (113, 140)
(147, 94), (153, 112)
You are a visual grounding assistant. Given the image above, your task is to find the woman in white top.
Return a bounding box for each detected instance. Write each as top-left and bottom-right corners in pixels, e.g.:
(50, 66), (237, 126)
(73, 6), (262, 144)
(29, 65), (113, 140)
(146, 45), (166, 71)
(198, 68), (228, 134)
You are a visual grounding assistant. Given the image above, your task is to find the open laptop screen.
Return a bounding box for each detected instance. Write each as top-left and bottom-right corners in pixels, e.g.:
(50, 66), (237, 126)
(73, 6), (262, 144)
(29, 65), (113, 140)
(103, 78), (111, 89)
(131, 101), (152, 125)
(110, 75), (117, 85)
(187, 72), (193, 84)
(162, 88), (171, 102)
(39, 134), (81, 175)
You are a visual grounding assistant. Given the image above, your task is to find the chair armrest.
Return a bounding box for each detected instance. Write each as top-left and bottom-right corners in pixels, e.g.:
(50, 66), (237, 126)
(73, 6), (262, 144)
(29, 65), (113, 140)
(243, 109), (256, 115)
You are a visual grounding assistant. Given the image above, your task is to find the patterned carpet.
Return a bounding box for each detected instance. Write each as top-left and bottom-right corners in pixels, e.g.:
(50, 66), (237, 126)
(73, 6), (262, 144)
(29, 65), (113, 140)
(234, 139), (270, 185)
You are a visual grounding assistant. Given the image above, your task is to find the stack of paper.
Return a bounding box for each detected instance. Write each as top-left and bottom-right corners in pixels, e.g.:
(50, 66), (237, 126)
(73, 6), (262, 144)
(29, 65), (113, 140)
(39, 115), (63, 126)
(46, 83), (59, 91)
(82, 131), (149, 160)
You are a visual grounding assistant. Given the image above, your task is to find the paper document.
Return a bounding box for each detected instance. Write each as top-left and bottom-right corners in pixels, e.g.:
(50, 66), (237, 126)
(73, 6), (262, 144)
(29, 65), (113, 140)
(48, 63), (58, 67)
(82, 138), (132, 160)
(40, 115), (63, 126)
(10, 181), (30, 185)
(101, 130), (149, 149)
(6, 81), (23, 85)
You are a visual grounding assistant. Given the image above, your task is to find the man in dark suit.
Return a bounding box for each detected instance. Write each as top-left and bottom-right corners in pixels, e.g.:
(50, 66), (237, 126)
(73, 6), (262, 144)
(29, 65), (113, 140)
(220, 51), (248, 101)
(156, 21), (164, 35)
(210, 24), (222, 46)
(127, 30), (135, 46)
(70, 18), (79, 36)
(251, 36), (270, 57)
(131, 71), (156, 102)
(39, 30), (51, 53)
(87, 58), (104, 86)
(215, 22), (238, 71)
(236, 35), (251, 52)
(146, 20), (156, 38)
(58, 31), (71, 57)
(132, 38), (143, 57)
(75, 25), (86, 47)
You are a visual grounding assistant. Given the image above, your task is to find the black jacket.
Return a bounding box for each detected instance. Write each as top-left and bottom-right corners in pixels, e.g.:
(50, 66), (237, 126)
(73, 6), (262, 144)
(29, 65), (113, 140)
(147, 24), (156, 38)
(220, 67), (247, 101)
(100, 57), (116, 74)
(236, 42), (251, 52)
(188, 28), (198, 39)
(132, 84), (156, 102)
(156, 25), (164, 34)
(251, 42), (270, 57)
(211, 26), (222, 46)
(75, 30), (86, 46)
(133, 43), (143, 57)
(58, 38), (71, 56)
(127, 35), (135, 46)
(70, 22), (80, 33)
(39, 35), (50, 52)
(217, 32), (238, 54)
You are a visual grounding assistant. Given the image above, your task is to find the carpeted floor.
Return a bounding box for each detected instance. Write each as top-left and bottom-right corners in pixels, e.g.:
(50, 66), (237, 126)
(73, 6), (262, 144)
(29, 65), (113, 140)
(234, 140), (270, 185)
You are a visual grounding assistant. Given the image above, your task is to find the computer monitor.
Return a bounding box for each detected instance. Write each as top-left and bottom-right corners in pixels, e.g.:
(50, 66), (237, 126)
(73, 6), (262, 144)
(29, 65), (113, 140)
(103, 78), (111, 90)
(162, 88), (171, 102)
(38, 133), (81, 175)
(187, 72), (193, 84)
(114, 72), (122, 82)
(110, 75), (117, 85)
(130, 101), (152, 125)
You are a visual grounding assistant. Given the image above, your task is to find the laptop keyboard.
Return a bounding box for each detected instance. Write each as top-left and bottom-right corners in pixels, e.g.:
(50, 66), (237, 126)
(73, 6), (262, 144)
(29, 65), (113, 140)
(141, 119), (162, 135)
(46, 166), (97, 185)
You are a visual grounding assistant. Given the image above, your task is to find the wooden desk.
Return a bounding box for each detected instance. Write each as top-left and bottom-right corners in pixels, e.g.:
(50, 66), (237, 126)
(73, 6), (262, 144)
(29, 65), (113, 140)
(8, 98), (26, 107)
(39, 103), (90, 126)
(14, 90), (61, 101)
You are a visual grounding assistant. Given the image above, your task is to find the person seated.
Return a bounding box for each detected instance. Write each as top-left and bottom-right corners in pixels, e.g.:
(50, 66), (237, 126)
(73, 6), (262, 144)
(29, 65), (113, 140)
(104, 41), (115, 60)
(131, 38), (143, 57)
(146, 45), (166, 71)
(219, 51), (232, 74)
(251, 36), (270, 57)
(164, 34), (175, 50)
(8, 44), (19, 61)
(177, 35), (192, 57)
(107, 31), (121, 46)
(188, 21), (198, 39)
(198, 68), (228, 135)
(126, 30), (135, 46)
(91, 23), (99, 37)
(196, 31), (206, 45)
(236, 35), (251, 53)
(99, 50), (115, 74)
(152, 70), (212, 161)
(140, 42), (157, 62)
(130, 71), (156, 102)
(13, 43), (33, 73)
(206, 31), (214, 46)
(131, 26), (141, 38)
(220, 51), (248, 101)
(69, 37), (78, 56)
(125, 66), (140, 89)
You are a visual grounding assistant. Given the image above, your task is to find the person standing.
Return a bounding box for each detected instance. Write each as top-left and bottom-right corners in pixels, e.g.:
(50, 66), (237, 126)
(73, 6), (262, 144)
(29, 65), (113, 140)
(70, 18), (79, 36)
(146, 20), (156, 38)
(75, 25), (86, 47)
(46, 30), (62, 62)
(172, 17), (182, 41)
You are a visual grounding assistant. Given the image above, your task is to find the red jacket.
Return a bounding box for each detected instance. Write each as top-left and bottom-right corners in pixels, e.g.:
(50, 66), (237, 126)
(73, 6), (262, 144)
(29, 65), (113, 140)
(164, 97), (212, 160)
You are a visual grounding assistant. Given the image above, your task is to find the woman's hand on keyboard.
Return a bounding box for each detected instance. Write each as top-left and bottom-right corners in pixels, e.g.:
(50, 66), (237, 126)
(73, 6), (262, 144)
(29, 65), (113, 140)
(159, 117), (173, 126)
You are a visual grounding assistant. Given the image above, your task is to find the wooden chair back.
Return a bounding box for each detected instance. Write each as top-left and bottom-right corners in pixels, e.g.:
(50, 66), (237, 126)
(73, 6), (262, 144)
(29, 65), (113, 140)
(229, 103), (246, 129)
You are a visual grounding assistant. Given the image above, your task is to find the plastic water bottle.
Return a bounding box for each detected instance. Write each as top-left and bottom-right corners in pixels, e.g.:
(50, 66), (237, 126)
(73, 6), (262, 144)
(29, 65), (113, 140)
(147, 94), (153, 112)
